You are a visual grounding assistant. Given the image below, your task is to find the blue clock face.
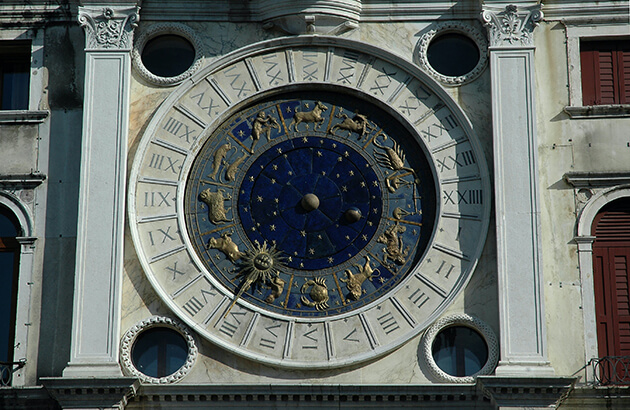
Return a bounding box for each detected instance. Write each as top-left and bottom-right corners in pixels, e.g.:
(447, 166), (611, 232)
(185, 93), (436, 318)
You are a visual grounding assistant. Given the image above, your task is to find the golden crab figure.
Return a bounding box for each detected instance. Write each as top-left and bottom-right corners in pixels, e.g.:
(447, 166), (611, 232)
(223, 240), (285, 317)
(301, 277), (330, 310)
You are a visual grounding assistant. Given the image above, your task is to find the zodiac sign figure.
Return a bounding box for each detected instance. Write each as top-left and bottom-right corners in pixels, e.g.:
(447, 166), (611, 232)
(377, 222), (410, 266)
(330, 111), (373, 140)
(225, 153), (247, 182)
(288, 101), (328, 131)
(207, 231), (242, 262)
(251, 111), (279, 150)
(301, 277), (330, 310)
(340, 256), (380, 300)
(199, 188), (232, 224)
(373, 136), (417, 193)
(265, 276), (286, 303)
(209, 142), (232, 180)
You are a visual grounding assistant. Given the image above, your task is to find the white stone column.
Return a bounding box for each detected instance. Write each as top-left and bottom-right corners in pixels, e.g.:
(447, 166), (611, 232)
(63, 4), (139, 378)
(481, 4), (554, 376)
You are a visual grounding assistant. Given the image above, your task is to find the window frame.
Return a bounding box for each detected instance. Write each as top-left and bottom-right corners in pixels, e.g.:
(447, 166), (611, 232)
(564, 23), (630, 118)
(0, 192), (35, 387)
(0, 40), (31, 111)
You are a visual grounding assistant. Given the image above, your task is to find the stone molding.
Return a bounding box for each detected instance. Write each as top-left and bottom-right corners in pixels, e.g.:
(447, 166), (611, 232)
(416, 21), (488, 86)
(120, 316), (197, 384)
(41, 377), (139, 410)
(476, 376), (577, 408)
(78, 5), (139, 51)
(0, 110), (49, 124)
(128, 383), (491, 408)
(421, 314), (499, 383)
(480, 4), (543, 47)
(132, 23), (204, 86)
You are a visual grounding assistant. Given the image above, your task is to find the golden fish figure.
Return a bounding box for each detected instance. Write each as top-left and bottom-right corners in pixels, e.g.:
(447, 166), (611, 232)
(225, 153), (247, 182)
(209, 142), (232, 180)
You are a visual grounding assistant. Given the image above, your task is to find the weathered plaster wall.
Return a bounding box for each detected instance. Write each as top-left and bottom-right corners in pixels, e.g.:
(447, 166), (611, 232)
(534, 21), (592, 377)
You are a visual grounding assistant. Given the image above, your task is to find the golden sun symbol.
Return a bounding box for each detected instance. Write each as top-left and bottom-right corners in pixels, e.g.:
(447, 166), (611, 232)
(223, 241), (285, 318)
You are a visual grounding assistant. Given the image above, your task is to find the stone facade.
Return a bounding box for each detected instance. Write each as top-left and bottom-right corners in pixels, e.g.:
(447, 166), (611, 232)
(0, 1), (629, 409)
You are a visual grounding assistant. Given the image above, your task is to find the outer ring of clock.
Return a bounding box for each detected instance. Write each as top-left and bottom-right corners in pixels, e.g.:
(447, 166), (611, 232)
(128, 36), (491, 369)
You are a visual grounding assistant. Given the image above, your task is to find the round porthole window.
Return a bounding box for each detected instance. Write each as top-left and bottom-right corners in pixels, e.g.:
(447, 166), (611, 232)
(432, 325), (488, 377)
(131, 327), (188, 378)
(121, 316), (197, 383)
(141, 35), (195, 78)
(132, 23), (203, 86)
(417, 22), (488, 86)
(427, 33), (480, 77)
(421, 314), (498, 383)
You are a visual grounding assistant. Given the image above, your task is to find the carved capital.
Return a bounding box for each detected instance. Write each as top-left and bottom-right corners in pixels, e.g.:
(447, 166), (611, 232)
(480, 4), (543, 47)
(78, 5), (140, 51)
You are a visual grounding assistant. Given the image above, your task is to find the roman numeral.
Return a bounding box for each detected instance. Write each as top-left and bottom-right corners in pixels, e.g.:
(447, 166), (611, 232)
(148, 153), (180, 174)
(408, 289), (430, 309)
(224, 66), (251, 98)
(143, 191), (172, 207)
(370, 68), (397, 95)
(443, 189), (483, 205)
(343, 328), (360, 343)
(163, 117), (197, 143)
(302, 328), (318, 349)
(259, 323), (282, 349)
(262, 54), (282, 85)
(436, 260), (455, 279)
(338, 51), (359, 84)
(377, 312), (400, 335)
(303, 51), (318, 81)
(148, 226), (176, 245)
(189, 91), (219, 117)
(166, 261), (185, 280)
(436, 149), (476, 172)
(219, 310), (247, 338)
(182, 288), (216, 316)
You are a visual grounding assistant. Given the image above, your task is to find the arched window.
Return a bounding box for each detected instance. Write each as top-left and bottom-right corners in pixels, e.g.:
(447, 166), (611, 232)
(592, 197), (630, 383)
(0, 205), (20, 385)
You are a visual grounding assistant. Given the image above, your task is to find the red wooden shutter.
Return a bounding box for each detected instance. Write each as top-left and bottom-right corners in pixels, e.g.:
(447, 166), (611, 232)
(592, 200), (630, 358)
(581, 40), (630, 105)
(621, 46), (630, 104)
(581, 43), (599, 106)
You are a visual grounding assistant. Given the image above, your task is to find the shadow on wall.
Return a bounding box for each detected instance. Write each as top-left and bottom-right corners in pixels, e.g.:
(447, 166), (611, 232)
(37, 25), (84, 378)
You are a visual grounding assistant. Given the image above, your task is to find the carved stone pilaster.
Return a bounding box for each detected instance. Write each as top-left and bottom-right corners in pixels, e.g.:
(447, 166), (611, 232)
(481, 4), (543, 47)
(78, 5), (139, 51)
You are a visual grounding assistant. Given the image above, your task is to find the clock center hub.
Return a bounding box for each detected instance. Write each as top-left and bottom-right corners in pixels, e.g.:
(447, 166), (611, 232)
(301, 193), (320, 212)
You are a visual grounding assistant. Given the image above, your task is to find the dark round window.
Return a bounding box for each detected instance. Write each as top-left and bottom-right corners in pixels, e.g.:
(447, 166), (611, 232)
(427, 33), (480, 77)
(141, 34), (195, 78)
(131, 327), (188, 378)
(432, 326), (488, 377)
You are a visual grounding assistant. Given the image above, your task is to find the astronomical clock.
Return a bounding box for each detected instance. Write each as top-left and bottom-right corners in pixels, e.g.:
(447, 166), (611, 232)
(129, 37), (490, 369)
